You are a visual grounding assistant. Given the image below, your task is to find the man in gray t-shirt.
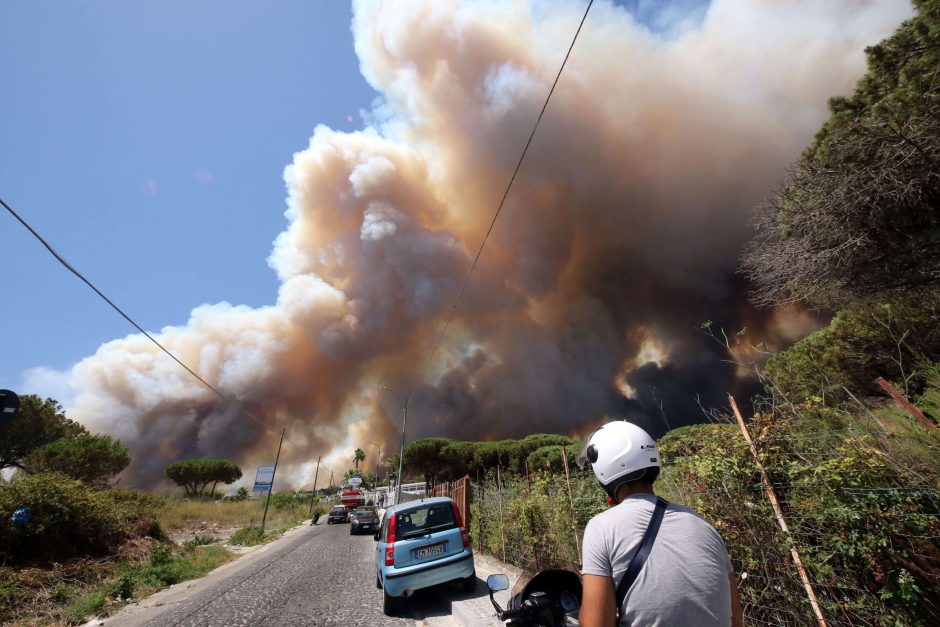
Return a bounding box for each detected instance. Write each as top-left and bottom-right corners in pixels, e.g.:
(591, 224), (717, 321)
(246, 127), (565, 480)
(576, 421), (743, 626)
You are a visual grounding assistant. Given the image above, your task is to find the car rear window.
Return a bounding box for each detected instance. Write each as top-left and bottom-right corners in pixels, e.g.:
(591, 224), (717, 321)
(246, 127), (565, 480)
(394, 503), (456, 539)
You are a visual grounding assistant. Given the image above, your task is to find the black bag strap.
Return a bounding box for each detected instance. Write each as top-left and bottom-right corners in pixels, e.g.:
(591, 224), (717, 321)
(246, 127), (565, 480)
(615, 497), (668, 615)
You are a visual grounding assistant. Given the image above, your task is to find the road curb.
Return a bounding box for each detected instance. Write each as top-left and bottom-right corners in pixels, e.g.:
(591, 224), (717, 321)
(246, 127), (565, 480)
(94, 522), (313, 626)
(445, 552), (522, 627)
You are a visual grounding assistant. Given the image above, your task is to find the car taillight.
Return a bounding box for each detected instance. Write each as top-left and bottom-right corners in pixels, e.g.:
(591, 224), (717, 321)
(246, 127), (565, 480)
(385, 513), (396, 566)
(451, 502), (471, 549)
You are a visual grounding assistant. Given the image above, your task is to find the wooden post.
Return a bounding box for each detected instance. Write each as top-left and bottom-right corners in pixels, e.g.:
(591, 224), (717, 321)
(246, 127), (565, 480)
(561, 446), (582, 566)
(729, 395), (827, 627)
(478, 469), (485, 552)
(876, 377), (938, 430)
(496, 465), (507, 563)
(461, 476), (470, 531)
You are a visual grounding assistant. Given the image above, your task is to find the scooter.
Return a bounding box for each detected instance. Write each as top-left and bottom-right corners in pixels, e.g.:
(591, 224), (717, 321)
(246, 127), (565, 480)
(311, 512), (321, 526)
(486, 569), (582, 626)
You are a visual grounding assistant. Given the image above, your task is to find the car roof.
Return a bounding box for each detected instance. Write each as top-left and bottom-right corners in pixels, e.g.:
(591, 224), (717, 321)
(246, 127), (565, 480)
(384, 496), (454, 515)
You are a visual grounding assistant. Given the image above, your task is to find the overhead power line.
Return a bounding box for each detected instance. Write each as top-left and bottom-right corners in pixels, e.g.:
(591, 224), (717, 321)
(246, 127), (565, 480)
(409, 0), (595, 400)
(0, 195), (302, 451)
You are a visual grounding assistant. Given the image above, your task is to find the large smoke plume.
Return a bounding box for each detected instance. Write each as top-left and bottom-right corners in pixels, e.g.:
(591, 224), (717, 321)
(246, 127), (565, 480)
(62, 0), (910, 487)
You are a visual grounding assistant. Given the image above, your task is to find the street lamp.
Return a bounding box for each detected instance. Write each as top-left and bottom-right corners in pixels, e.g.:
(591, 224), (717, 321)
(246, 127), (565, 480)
(376, 384), (408, 505)
(367, 441), (382, 487)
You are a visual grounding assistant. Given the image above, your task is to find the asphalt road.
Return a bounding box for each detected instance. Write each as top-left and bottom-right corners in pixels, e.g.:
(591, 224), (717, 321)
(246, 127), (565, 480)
(132, 521), (462, 627)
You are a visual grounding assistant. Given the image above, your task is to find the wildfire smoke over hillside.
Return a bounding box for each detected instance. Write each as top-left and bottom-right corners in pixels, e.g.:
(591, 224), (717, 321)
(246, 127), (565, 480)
(62, 0), (910, 487)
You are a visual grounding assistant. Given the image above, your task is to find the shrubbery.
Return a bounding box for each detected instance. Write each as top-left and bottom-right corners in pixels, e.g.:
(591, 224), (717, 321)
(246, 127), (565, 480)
(268, 490), (316, 510)
(0, 472), (162, 561)
(764, 301), (940, 403)
(525, 442), (581, 473)
(25, 433), (130, 484)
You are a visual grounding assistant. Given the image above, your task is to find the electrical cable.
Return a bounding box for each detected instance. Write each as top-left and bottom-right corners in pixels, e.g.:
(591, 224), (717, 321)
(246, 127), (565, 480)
(0, 195), (303, 450)
(408, 0), (594, 400)
(4, 0), (593, 465)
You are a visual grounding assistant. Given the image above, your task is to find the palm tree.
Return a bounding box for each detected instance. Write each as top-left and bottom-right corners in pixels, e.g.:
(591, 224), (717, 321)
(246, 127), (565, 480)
(353, 448), (365, 470)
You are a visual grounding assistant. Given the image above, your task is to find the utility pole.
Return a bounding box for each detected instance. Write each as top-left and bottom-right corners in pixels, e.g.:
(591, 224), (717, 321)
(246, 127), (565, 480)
(328, 468), (334, 488)
(396, 397), (408, 505)
(374, 448), (381, 485)
(309, 455), (321, 518)
(376, 385), (409, 506)
(260, 427), (286, 535)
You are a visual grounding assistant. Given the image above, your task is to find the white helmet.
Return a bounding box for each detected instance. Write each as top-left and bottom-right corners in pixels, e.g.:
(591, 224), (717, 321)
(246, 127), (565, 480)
(577, 421), (661, 500)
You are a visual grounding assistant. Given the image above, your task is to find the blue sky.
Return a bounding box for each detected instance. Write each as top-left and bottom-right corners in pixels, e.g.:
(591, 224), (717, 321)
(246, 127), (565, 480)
(0, 0), (709, 400)
(1, 1), (377, 394)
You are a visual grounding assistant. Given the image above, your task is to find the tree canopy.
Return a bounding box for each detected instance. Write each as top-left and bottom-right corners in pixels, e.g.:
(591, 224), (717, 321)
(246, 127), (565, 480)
(742, 0), (940, 308)
(164, 459), (243, 497)
(763, 300), (940, 402)
(0, 395), (86, 471)
(402, 438), (451, 490)
(25, 433), (131, 485)
(400, 434), (578, 484)
(353, 447), (365, 470)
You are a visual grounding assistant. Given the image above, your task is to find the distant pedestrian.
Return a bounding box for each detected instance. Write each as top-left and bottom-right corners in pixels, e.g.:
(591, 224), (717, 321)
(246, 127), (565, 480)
(378, 493), (386, 508)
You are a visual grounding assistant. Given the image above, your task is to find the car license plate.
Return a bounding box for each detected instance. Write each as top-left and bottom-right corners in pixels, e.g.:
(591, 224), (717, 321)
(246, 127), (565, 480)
(413, 543), (445, 560)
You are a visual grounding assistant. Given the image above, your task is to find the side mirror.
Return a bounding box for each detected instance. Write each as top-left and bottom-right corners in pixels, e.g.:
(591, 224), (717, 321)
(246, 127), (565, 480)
(373, 531), (380, 541)
(487, 573), (510, 592)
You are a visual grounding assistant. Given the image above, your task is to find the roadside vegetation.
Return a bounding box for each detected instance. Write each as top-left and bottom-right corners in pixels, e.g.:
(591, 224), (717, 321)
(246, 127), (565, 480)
(460, 3), (940, 624)
(0, 396), (323, 624)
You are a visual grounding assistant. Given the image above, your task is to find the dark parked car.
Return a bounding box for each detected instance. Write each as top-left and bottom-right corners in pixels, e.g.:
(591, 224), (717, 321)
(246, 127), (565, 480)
(327, 505), (349, 524)
(350, 506), (381, 535)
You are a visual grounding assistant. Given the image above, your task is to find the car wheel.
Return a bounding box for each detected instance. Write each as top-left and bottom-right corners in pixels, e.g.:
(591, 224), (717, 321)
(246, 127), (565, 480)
(461, 570), (477, 593)
(383, 589), (399, 616)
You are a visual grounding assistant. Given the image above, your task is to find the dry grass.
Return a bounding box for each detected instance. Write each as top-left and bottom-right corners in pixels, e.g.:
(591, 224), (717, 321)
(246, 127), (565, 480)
(158, 497), (316, 533)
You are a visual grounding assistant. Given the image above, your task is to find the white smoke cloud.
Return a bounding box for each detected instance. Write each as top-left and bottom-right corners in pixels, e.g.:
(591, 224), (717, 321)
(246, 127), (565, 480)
(49, 0), (911, 487)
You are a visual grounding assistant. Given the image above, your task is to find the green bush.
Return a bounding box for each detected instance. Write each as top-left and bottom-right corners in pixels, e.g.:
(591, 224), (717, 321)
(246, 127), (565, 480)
(268, 491), (315, 510)
(525, 443), (581, 473)
(184, 535), (218, 548)
(229, 526), (265, 546)
(764, 301), (940, 403)
(0, 472), (161, 561)
(916, 361), (940, 421)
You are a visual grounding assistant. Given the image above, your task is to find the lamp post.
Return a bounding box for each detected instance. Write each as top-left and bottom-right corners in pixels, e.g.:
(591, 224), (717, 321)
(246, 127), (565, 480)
(367, 442), (382, 485)
(376, 385), (408, 505)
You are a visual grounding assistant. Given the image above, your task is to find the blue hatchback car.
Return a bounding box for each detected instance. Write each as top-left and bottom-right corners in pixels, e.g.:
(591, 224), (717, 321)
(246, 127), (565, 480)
(374, 497), (475, 615)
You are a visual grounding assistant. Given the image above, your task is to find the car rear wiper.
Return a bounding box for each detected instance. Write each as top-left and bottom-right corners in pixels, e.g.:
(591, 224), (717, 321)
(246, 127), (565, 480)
(398, 523), (455, 539)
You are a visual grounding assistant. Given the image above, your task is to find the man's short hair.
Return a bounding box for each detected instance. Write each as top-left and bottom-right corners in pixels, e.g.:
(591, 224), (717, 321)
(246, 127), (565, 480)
(607, 466), (660, 499)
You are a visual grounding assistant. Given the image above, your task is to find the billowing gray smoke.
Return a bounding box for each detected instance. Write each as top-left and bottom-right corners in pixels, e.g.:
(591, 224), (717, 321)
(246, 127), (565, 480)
(62, 0), (910, 487)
